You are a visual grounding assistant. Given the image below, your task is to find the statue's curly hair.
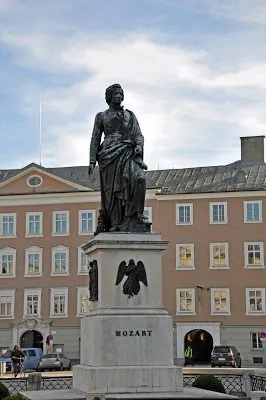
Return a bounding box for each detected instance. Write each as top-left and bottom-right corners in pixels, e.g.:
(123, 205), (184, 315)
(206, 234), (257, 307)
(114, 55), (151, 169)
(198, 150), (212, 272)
(105, 83), (124, 105)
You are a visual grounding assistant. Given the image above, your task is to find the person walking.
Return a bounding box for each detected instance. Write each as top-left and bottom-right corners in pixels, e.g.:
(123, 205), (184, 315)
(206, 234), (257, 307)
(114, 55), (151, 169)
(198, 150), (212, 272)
(184, 345), (193, 366)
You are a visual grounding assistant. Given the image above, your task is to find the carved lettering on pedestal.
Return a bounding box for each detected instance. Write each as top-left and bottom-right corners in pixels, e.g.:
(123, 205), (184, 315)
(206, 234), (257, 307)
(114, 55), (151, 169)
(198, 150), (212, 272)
(115, 330), (152, 337)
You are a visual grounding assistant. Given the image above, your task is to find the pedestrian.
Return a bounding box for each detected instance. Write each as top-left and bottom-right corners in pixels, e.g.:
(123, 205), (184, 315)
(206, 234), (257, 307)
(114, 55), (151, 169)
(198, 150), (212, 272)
(184, 345), (193, 366)
(11, 345), (25, 377)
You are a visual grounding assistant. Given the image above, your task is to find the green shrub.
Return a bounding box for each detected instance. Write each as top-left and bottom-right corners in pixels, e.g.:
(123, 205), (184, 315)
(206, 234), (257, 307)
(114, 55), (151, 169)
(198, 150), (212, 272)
(192, 374), (226, 394)
(0, 382), (9, 400)
(4, 396), (25, 400)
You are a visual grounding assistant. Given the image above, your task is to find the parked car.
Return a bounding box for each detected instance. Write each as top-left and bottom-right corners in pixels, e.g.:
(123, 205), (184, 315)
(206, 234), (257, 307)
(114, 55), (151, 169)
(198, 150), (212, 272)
(211, 345), (241, 368)
(37, 353), (72, 371)
(0, 350), (12, 371)
(21, 348), (43, 371)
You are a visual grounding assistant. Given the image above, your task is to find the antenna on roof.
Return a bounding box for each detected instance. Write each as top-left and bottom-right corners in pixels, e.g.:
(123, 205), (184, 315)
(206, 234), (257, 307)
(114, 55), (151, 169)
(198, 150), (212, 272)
(39, 100), (42, 166)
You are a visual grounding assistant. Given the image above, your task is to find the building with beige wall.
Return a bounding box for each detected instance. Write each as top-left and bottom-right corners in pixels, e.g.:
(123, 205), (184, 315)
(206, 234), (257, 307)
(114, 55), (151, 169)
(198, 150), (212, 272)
(0, 136), (266, 366)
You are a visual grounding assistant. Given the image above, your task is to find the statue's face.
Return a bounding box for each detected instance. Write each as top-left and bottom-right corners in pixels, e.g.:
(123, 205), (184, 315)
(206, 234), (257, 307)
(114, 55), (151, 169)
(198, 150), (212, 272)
(110, 88), (123, 106)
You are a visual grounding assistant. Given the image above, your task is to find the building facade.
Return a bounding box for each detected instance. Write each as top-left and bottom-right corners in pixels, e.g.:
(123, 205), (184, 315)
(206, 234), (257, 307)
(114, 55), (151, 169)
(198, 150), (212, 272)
(0, 136), (266, 366)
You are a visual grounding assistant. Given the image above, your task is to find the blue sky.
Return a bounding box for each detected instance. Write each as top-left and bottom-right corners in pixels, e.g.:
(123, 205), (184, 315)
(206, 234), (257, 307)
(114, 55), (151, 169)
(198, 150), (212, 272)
(0, 0), (266, 170)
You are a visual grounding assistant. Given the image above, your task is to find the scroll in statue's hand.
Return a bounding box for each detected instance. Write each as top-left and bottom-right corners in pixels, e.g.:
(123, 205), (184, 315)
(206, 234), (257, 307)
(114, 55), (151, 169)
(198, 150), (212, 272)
(88, 163), (96, 176)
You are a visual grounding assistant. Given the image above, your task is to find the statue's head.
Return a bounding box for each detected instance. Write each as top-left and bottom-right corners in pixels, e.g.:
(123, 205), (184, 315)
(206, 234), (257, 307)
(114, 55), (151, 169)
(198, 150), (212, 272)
(105, 83), (124, 106)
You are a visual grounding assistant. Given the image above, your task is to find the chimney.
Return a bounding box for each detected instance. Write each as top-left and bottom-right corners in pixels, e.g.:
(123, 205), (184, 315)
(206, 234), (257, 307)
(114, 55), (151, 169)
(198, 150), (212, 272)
(240, 135), (265, 163)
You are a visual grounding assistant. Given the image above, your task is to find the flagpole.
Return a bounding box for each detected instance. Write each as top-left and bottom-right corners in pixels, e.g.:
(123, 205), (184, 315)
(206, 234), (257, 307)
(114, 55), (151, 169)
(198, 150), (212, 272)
(39, 100), (42, 165)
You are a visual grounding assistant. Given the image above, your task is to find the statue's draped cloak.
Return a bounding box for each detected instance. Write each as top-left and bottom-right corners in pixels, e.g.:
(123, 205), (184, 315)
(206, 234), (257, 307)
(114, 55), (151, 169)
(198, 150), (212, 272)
(90, 107), (146, 231)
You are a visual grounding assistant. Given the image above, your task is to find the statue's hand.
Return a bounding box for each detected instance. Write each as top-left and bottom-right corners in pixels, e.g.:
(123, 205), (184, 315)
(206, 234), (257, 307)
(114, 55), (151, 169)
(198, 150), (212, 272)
(134, 145), (142, 156)
(88, 163), (96, 176)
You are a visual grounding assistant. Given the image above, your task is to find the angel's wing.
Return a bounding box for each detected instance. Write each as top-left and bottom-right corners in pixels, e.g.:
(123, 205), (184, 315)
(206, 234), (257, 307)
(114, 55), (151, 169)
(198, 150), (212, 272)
(115, 261), (127, 285)
(136, 261), (148, 286)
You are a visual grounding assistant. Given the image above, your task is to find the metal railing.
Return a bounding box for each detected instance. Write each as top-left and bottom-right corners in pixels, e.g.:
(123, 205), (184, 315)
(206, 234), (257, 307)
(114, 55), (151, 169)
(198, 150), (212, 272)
(0, 372), (253, 395)
(0, 376), (72, 394)
(183, 373), (244, 393)
(250, 374), (266, 392)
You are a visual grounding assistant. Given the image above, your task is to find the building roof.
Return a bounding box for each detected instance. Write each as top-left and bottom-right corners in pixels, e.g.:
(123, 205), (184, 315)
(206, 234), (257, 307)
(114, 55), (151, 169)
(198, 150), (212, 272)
(0, 160), (266, 195)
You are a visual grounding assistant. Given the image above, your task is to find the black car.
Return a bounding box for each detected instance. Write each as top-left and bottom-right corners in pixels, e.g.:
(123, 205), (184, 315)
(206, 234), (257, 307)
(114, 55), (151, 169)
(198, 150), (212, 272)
(211, 345), (241, 368)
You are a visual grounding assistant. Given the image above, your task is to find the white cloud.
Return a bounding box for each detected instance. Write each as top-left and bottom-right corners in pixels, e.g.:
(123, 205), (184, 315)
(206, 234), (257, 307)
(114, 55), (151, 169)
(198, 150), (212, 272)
(1, 2), (266, 169)
(162, 0), (266, 23)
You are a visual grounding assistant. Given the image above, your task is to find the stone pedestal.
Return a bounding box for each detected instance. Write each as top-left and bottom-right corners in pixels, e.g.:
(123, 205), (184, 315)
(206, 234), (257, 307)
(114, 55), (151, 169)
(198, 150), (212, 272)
(73, 233), (183, 398)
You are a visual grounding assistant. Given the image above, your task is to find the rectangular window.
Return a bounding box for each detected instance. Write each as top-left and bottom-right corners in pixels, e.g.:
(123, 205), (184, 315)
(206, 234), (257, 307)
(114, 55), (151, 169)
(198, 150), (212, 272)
(244, 201), (262, 223)
(26, 212), (43, 236)
(176, 289), (195, 315)
(55, 253), (67, 273)
(244, 242), (264, 268)
(52, 211), (69, 235)
(251, 333), (263, 349)
(246, 288), (265, 314)
(0, 214), (16, 236)
(25, 247), (43, 276)
(24, 289), (41, 317)
(210, 243), (229, 269)
(176, 204), (193, 225)
(0, 248), (16, 278)
(28, 254), (40, 274)
(26, 295), (39, 315)
(79, 210), (95, 234)
(77, 287), (90, 316)
(0, 296), (12, 317)
(211, 288), (230, 314)
(209, 202), (227, 224)
(143, 207), (152, 223)
(176, 244), (194, 269)
(78, 246), (88, 274)
(0, 290), (15, 318)
(52, 246), (69, 275)
(1, 255), (13, 275)
(253, 357), (263, 364)
(50, 288), (68, 317)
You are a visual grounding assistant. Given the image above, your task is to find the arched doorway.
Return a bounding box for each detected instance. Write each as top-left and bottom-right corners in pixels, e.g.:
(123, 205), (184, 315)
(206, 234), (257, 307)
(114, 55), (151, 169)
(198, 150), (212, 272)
(184, 329), (213, 364)
(20, 330), (43, 350)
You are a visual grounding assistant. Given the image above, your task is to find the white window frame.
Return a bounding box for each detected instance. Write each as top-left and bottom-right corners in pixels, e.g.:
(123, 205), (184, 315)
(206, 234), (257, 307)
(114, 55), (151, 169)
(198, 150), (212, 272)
(176, 288), (195, 315)
(23, 288), (42, 317)
(52, 211), (69, 236)
(0, 247), (16, 278)
(78, 210), (96, 235)
(244, 201), (262, 223)
(77, 287), (90, 316)
(244, 242), (264, 269)
(26, 212), (43, 236)
(50, 287), (68, 318)
(176, 203), (193, 225)
(51, 245), (69, 276)
(25, 246), (43, 277)
(251, 332), (263, 350)
(0, 289), (15, 319)
(210, 288), (231, 315)
(209, 242), (229, 269)
(77, 245), (88, 275)
(0, 213), (16, 237)
(246, 288), (266, 315)
(209, 202), (228, 224)
(176, 244), (195, 270)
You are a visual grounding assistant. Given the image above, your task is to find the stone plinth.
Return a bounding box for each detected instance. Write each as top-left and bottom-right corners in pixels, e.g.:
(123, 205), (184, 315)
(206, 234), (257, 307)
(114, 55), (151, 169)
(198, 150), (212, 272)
(73, 233), (182, 397)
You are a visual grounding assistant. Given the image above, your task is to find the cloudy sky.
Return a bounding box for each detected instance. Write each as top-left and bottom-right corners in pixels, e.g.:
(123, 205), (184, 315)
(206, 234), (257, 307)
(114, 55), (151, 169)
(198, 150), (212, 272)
(0, 0), (265, 171)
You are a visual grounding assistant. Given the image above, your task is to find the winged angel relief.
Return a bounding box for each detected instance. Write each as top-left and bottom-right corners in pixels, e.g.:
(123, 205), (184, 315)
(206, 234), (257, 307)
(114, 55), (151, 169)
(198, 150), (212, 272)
(115, 259), (148, 298)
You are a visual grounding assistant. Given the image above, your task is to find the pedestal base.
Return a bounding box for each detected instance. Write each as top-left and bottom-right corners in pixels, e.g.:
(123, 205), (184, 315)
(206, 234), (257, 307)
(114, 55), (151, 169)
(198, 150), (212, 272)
(73, 365), (183, 394)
